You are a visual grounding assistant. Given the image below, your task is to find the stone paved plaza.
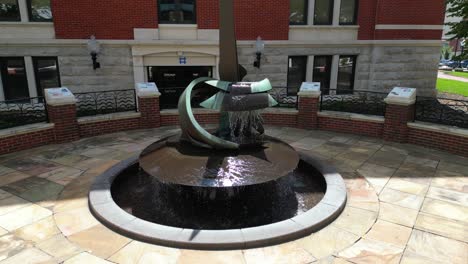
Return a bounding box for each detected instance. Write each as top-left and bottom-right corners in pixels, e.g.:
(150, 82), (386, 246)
(0, 126), (466, 264)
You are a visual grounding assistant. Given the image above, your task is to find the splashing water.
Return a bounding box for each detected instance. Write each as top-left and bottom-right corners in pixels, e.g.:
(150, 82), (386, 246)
(228, 110), (264, 144)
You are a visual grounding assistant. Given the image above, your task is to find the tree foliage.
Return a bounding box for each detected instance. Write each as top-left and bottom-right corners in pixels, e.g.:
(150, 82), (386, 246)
(446, 0), (468, 60)
(446, 0), (468, 40)
(441, 44), (453, 59)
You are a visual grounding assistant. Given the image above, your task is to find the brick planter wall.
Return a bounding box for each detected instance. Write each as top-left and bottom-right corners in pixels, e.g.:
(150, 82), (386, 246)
(297, 97), (319, 130)
(408, 125), (468, 157)
(383, 104), (415, 143)
(1, 92), (468, 158)
(47, 104), (80, 143)
(161, 111), (221, 126)
(79, 116), (142, 138)
(138, 97), (161, 128)
(0, 125), (55, 155)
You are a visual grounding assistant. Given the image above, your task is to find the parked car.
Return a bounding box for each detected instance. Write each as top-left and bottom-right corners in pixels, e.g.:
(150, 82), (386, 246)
(461, 60), (468, 69)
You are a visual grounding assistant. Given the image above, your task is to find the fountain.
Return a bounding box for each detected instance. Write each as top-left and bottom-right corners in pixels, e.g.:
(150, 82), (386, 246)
(88, 1), (346, 249)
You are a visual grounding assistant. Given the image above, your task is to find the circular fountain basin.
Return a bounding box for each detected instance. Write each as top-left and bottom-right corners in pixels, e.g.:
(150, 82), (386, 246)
(139, 135), (300, 187)
(89, 135), (347, 250)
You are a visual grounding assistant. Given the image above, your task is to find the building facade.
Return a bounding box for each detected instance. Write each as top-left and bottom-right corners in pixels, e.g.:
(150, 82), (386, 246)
(0, 0), (445, 102)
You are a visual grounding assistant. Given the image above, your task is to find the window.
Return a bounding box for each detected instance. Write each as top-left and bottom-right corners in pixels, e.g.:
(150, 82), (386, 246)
(312, 55), (332, 94)
(0, 0), (20, 21)
(339, 0), (357, 25)
(0, 57), (29, 100)
(290, 0), (308, 25)
(158, 0), (196, 24)
(287, 56), (307, 95)
(33, 57), (60, 97)
(314, 0), (333, 25)
(337, 55), (357, 94)
(27, 0), (52, 22)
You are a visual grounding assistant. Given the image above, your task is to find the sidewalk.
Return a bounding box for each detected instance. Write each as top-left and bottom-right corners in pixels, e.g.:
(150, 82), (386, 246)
(438, 71), (468, 83)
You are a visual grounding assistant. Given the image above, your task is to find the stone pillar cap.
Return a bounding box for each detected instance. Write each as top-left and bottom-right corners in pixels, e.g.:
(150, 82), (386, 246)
(298, 82), (321, 98)
(136, 82), (161, 98)
(384, 87), (417, 106)
(44, 87), (77, 106)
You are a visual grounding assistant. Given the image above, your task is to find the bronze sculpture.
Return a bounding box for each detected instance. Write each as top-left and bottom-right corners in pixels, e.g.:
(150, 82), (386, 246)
(178, 0), (277, 149)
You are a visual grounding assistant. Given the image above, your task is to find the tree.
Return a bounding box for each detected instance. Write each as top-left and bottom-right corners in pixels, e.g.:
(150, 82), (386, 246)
(446, 0), (468, 59)
(441, 44), (453, 59)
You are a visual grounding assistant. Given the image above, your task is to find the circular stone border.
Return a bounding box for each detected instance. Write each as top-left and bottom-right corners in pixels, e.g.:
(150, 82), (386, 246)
(88, 150), (347, 250)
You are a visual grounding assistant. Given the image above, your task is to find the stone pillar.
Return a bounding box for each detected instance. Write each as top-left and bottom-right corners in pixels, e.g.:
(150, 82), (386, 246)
(44, 87), (80, 143)
(136, 83), (161, 128)
(383, 88), (417, 143)
(297, 83), (321, 130)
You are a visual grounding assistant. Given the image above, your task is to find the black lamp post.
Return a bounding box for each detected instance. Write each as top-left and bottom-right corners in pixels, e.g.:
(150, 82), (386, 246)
(87, 35), (101, 70)
(253, 36), (265, 68)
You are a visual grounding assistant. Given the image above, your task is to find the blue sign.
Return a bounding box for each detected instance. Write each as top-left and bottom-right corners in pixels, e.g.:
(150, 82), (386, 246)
(179, 56), (187, 65)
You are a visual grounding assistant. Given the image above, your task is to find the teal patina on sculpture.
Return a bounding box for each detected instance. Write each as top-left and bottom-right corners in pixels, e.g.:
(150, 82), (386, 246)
(177, 0), (278, 149)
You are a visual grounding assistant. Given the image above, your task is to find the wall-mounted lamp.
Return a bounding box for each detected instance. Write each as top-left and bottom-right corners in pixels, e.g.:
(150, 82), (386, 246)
(253, 36), (264, 68)
(87, 35), (101, 70)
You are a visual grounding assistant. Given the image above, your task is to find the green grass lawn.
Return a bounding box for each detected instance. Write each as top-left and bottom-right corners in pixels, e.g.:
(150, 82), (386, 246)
(437, 78), (468, 96)
(446, 71), (468, 79)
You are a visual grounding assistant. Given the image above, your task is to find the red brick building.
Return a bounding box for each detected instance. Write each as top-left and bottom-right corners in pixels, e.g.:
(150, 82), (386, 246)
(0, 0), (445, 102)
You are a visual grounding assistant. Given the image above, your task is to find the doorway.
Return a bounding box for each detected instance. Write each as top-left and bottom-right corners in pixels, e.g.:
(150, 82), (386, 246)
(147, 66), (214, 109)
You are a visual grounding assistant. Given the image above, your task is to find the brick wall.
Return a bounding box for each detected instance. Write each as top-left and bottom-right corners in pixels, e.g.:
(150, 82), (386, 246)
(357, 0), (377, 40)
(51, 0), (444, 41)
(383, 104), (415, 143)
(52, 0), (288, 40)
(161, 112), (221, 126)
(139, 97), (161, 128)
(234, 0), (289, 40)
(79, 118), (141, 138)
(52, 0), (158, 39)
(197, 0), (219, 29)
(0, 128), (55, 155)
(408, 128), (468, 157)
(376, 0), (445, 25)
(262, 113), (297, 127)
(47, 104), (80, 143)
(359, 0), (445, 40)
(297, 97), (319, 130)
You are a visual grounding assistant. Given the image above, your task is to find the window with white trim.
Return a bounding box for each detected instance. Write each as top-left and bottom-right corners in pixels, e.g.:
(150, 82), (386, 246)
(0, 56), (60, 100)
(0, 0), (52, 22)
(290, 0), (359, 26)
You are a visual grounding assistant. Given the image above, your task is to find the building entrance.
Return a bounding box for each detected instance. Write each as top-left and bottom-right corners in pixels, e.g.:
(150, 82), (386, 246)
(147, 66), (214, 109)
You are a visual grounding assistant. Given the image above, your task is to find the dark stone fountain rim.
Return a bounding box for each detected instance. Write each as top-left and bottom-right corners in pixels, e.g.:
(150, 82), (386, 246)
(88, 149), (347, 250)
(139, 134), (301, 188)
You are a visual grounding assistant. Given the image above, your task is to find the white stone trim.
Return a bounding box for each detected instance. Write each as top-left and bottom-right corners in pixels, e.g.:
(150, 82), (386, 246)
(132, 56), (145, 84)
(262, 108), (299, 115)
(160, 108), (219, 115)
(375, 24), (444, 30)
(0, 123), (54, 139)
(0, 38), (443, 47)
(158, 24), (198, 40)
(0, 73), (4, 101)
(306, 55), (314, 82)
(318, 110), (385, 123)
(24, 56), (37, 98)
(298, 90), (321, 98)
(17, 0), (28, 22)
(332, 0), (341, 26)
(77, 112), (141, 125)
(0, 22), (55, 39)
(408, 121), (468, 139)
(330, 55), (340, 89)
(307, 0), (315, 25)
(288, 26), (359, 41)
